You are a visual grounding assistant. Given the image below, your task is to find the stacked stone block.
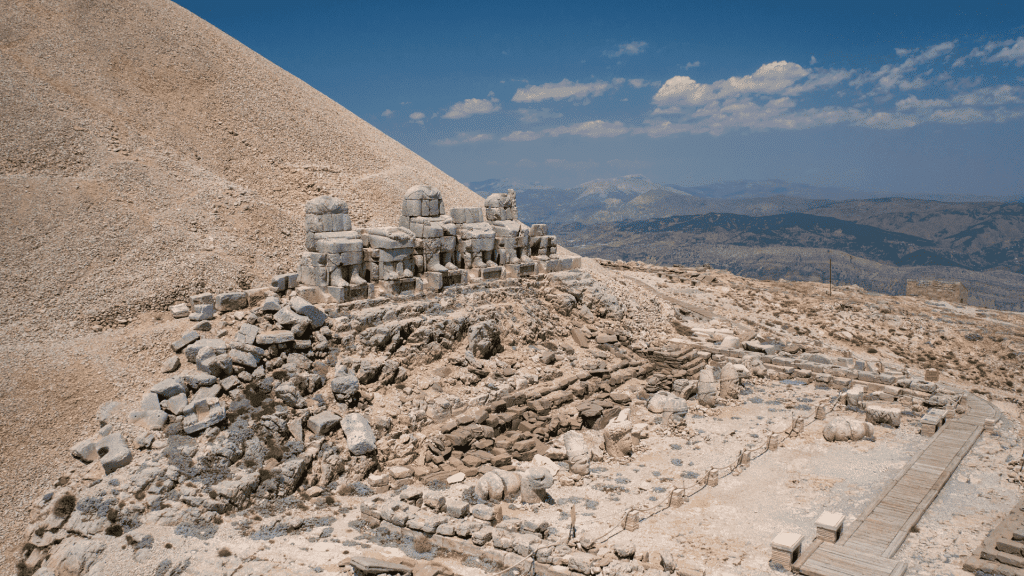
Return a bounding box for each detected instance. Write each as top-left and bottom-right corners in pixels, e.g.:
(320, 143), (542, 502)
(452, 203), (501, 279)
(294, 185), (579, 299)
(400, 185), (466, 290)
(485, 190), (535, 278)
(299, 196), (371, 302)
(529, 223), (558, 262)
(360, 226), (418, 296)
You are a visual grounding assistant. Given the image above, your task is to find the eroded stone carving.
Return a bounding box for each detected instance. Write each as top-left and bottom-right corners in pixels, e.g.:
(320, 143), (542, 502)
(296, 185), (579, 301)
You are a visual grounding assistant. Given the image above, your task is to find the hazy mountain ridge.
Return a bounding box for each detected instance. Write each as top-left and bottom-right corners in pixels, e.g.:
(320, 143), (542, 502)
(496, 175), (1024, 310)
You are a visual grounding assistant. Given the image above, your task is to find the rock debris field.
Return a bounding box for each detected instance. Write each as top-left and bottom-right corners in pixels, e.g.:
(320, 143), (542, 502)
(12, 257), (1024, 576)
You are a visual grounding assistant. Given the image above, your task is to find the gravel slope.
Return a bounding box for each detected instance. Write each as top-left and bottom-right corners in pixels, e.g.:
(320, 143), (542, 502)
(0, 0), (485, 569)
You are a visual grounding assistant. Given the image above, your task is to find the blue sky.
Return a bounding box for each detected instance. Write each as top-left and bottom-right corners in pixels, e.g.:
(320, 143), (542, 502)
(178, 1), (1024, 197)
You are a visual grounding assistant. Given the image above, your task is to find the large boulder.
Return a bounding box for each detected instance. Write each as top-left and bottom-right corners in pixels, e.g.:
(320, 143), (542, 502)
(466, 320), (502, 359)
(341, 413), (376, 456)
(289, 296), (328, 329)
(95, 433), (132, 474)
(331, 367), (360, 405)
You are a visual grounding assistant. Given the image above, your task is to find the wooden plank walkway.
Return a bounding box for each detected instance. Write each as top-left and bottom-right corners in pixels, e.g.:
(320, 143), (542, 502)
(796, 394), (997, 575)
(795, 541), (907, 576)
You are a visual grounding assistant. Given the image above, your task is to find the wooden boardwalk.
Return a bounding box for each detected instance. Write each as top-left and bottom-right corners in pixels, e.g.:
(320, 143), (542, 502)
(795, 394), (997, 576)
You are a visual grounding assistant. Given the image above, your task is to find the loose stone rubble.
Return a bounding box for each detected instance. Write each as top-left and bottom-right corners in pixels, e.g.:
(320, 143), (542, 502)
(15, 218), (1024, 576)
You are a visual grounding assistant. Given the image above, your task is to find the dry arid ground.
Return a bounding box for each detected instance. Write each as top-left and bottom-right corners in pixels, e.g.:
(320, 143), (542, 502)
(2, 2), (1023, 576)
(1, 0), (484, 571)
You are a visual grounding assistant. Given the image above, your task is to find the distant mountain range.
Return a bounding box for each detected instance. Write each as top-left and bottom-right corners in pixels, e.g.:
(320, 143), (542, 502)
(470, 175), (1024, 310)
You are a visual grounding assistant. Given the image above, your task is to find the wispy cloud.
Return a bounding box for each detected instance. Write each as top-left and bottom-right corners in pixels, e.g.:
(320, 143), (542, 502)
(516, 108), (563, 123)
(494, 36), (1024, 142)
(434, 132), (493, 146)
(512, 79), (623, 103)
(409, 111), (425, 124)
(604, 41), (647, 58)
(503, 130), (544, 142)
(381, 109), (394, 117)
(685, 61), (700, 69)
(501, 121), (628, 141)
(853, 41), (955, 94)
(442, 97), (501, 119)
(954, 37), (1024, 67)
(546, 120), (630, 138)
(986, 37), (1024, 66)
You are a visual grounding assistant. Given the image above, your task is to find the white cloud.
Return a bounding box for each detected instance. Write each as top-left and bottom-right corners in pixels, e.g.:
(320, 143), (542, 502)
(604, 41), (647, 57)
(856, 41), (955, 94)
(381, 109), (394, 117)
(685, 61), (700, 69)
(810, 56), (817, 65)
(653, 61), (810, 107)
(502, 41), (1024, 140)
(512, 79), (617, 103)
(502, 130), (544, 142)
(502, 120), (629, 141)
(409, 111), (425, 124)
(857, 111), (919, 129)
(433, 132), (493, 146)
(546, 120), (630, 138)
(640, 104), (871, 137)
(515, 108), (563, 123)
(442, 98), (501, 119)
(988, 37), (1024, 66)
(928, 108), (986, 124)
(653, 76), (716, 106)
(895, 95), (949, 110)
(782, 68), (853, 95)
(951, 85), (1022, 106)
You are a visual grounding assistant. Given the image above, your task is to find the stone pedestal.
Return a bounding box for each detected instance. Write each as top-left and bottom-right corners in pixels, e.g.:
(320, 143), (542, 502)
(815, 512), (844, 543)
(469, 266), (504, 281)
(325, 283), (374, 303)
(377, 278), (419, 297)
(422, 270), (466, 292)
(770, 532), (803, 570)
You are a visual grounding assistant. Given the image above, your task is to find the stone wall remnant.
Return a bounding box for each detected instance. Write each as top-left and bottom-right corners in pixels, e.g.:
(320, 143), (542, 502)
(906, 279), (967, 305)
